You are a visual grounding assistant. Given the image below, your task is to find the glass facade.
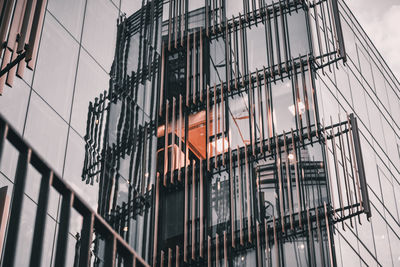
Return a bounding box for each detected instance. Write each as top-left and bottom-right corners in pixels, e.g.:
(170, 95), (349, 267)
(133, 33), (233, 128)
(0, 0), (399, 267)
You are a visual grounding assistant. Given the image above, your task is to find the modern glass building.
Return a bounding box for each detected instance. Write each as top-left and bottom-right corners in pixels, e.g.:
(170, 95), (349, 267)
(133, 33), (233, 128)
(0, 0), (399, 266)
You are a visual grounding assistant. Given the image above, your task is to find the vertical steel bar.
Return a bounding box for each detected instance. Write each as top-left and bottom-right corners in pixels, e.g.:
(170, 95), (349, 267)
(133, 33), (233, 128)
(186, 32), (191, 107)
(283, 132), (293, 230)
(3, 147), (32, 267)
(291, 128), (302, 227)
(200, 160), (204, 258)
(193, 31), (197, 104)
(244, 144), (252, 243)
(191, 160), (196, 260)
(54, 192), (73, 267)
(29, 170), (53, 267)
(171, 97), (176, 184)
(164, 99), (169, 186)
(79, 212), (94, 267)
(153, 173), (160, 267)
(237, 146), (244, 246)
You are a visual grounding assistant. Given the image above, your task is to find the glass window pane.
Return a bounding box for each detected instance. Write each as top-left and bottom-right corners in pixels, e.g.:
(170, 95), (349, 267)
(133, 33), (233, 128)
(24, 92), (68, 174)
(47, 0), (86, 39)
(82, 0), (119, 71)
(33, 13), (79, 120)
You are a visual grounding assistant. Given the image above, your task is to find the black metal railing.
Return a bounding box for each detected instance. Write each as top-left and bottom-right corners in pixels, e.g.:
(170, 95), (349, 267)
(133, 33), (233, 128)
(0, 114), (149, 267)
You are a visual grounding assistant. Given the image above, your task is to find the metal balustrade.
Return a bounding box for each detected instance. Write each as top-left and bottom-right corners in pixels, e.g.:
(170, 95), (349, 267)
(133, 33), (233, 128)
(0, 114), (150, 267)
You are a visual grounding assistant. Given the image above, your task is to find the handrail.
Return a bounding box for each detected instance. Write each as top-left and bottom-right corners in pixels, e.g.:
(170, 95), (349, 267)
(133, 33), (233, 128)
(0, 113), (150, 267)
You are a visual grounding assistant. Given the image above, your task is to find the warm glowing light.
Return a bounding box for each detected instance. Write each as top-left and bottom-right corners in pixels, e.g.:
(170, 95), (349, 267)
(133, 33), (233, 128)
(288, 153), (294, 160)
(288, 101), (306, 116)
(123, 226), (128, 232)
(211, 138), (229, 154)
(241, 256), (245, 261)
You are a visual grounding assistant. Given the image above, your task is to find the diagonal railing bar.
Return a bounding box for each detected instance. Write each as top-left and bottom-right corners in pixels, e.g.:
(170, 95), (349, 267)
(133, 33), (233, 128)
(0, 113), (150, 267)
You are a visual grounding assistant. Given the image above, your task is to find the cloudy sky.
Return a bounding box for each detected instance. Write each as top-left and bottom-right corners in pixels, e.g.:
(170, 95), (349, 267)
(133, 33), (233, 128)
(346, 0), (400, 80)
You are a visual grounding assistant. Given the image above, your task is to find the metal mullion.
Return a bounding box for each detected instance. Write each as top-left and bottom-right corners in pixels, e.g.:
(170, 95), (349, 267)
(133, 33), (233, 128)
(263, 67), (272, 152)
(264, 219), (270, 267)
(2, 147), (32, 267)
(330, 123), (345, 223)
(322, 123), (337, 218)
(300, 61), (312, 140)
(338, 119), (354, 225)
(225, 24), (231, 93)
(205, 0), (209, 37)
(244, 144), (252, 243)
(349, 114), (370, 218)
(314, 206), (326, 266)
(186, 32), (191, 107)
(324, 202), (334, 267)
(307, 56), (318, 134)
(164, 99), (169, 186)
(272, 5), (282, 76)
(200, 27), (204, 101)
(223, 231), (227, 267)
(291, 128), (302, 228)
(178, 95), (183, 182)
(256, 70), (264, 154)
(220, 83), (225, 166)
(283, 132), (293, 230)
(256, 223), (261, 266)
(237, 146), (244, 246)
(207, 235), (211, 267)
(54, 192), (73, 267)
(193, 31), (197, 104)
(279, 1), (289, 72)
(200, 159), (204, 258)
(325, 0), (339, 57)
(249, 78), (256, 156)
(171, 97), (176, 184)
(152, 173), (160, 267)
(214, 84), (218, 169)
(273, 216), (279, 267)
(175, 0), (179, 48)
(229, 138), (235, 248)
(168, 248), (172, 267)
(176, 246), (180, 267)
(275, 135), (285, 233)
(159, 43), (165, 117)
(292, 60), (303, 144)
(29, 169), (53, 267)
(344, 122), (360, 224)
(306, 208), (316, 267)
(346, 115), (362, 214)
(219, 0), (223, 32)
(104, 235), (116, 267)
(168, 0), (172, 51)
(79, 212), (95, 267)
(233, 19), (239, 90)
(319, 1), (331, 72)
(212, 0), (216, 34)
(207, 85), (210, 171)
(191, 160), (196, 259)
(181, 0), (185, 46)
(312, 1), (324, 69)
(184, 159), (189, 262)
(161, 250), (165, 267)
(239, 16), (245, 88)
(216, 233), (220, 267)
